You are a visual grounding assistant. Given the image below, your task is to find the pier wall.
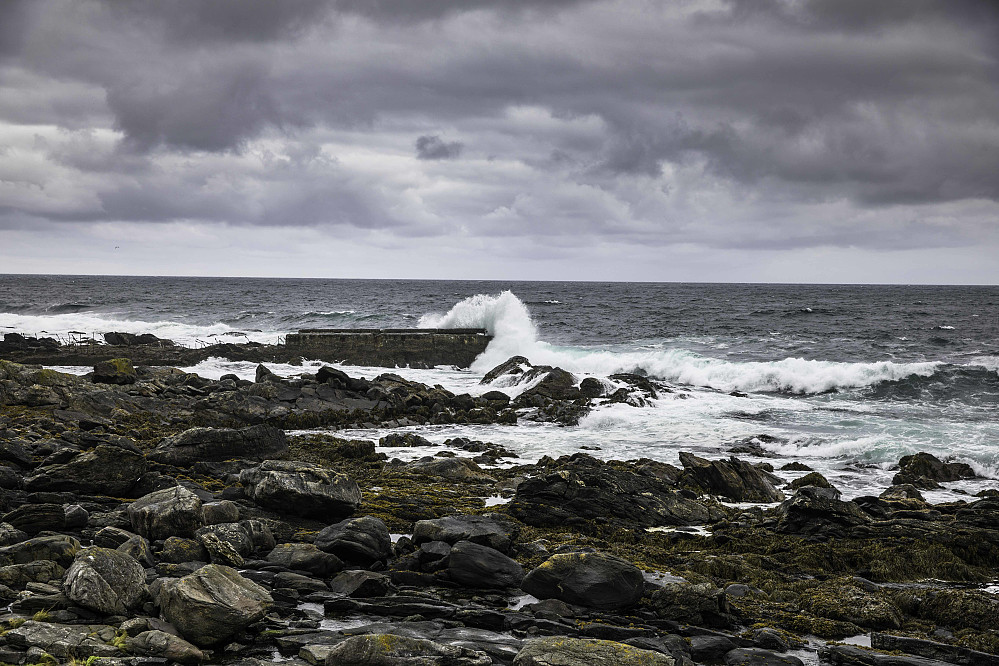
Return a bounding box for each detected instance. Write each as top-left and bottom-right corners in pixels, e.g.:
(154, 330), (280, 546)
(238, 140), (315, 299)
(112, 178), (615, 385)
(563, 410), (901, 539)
(284, 328), (492, 369)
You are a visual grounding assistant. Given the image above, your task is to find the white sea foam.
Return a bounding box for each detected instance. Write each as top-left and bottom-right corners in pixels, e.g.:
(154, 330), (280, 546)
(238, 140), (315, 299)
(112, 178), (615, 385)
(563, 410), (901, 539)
(0, 311), (282, 346)
(421, 291), (942, 395)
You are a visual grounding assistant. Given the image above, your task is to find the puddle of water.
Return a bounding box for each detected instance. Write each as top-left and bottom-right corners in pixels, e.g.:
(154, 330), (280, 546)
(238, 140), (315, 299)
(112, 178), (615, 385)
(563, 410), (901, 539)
(839, 634), (871, 647)
(484, 495), (511, 507)
(646, 525), (712, 537)
(508, 593), (539, 610)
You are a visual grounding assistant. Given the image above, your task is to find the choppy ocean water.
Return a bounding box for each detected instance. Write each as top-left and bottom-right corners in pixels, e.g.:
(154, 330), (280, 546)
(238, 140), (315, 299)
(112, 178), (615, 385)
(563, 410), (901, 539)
(2, 275), (998, 500)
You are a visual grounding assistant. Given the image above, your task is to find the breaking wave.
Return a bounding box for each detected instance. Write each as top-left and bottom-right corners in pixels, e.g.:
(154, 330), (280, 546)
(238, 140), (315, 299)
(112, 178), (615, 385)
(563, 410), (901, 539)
(422, 291), (944, 395)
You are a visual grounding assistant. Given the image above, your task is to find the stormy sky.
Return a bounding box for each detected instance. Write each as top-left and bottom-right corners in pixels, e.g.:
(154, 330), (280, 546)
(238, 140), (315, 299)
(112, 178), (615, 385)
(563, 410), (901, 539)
(1, 0), (998, 283)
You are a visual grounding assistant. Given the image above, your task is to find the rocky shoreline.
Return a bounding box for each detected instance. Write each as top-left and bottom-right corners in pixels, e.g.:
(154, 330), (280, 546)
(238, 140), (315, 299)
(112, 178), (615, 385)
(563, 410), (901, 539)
(0, 347), (997, 666)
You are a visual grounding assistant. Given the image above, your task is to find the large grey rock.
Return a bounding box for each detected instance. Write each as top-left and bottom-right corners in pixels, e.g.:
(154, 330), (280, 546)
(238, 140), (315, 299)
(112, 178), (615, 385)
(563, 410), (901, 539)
(266, 543), (343, 577)
(4, 620), (121, 659)
(239, 460), (361, 519)
(775, 486), (871, 539)
(92, 358), (137, 384)
(149, 425), (288, 467)
(413, 514), (519, 553)
(448, 540), (524, 589)
(509, 453), (712, 529)
(893, 452), (977, 489)
(650, 582), (732, 628)
(324, 634), (491, 666)
(127, 630), (205, 664)
(156, 564), (272, 647)
(127, 485), (204, 540)
(196, 523), (254, 558)
(0, 559), (64, 588)
(26, 444), (147, 496)
(513, 636), (675, 665)
(0, 534), (80, 567)
(315, 515), (392, 564)
(679, 452), (785, 502)
(63, 546), (148, 615)
(725, 648), (803, 666)
(521, 552), (644, 610)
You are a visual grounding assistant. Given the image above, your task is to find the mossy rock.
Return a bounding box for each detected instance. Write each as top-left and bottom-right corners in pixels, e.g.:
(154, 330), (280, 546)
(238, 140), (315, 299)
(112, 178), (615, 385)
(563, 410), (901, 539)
(93, 358), (137, 385)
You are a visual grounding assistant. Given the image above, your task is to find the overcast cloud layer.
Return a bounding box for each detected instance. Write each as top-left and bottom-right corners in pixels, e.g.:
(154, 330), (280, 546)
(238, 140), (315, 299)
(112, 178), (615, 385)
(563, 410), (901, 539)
(1, 0), (998, 282)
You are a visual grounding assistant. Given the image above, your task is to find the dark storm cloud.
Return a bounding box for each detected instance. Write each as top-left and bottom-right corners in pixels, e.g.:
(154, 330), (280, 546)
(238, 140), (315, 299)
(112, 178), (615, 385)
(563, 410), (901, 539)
(415, 135), (463, 160)
(1, 0), (998, 264)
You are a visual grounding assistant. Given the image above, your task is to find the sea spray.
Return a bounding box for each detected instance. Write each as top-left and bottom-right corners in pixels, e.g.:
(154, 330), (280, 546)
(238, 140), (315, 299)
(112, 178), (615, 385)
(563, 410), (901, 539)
(423, 291), (943, 395)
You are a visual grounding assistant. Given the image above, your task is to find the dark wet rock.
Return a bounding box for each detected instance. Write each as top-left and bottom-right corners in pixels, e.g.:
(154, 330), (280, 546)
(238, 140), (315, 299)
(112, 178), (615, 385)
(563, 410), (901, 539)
(325, 633), (492, 666)
(328, 570), (393, 598)
(26, 444), (147, 496)
(1, 503), (68, 535)
(127, 629), (205, 664)
(513, 636), (676, 665)
(274, 570), (329, 592)
(156, 563), (272, 647)
(509, 453), (712, 529)
(870, 632), (999, 666)
(689, 635), (738, 662)
(788, 471), (835, 491)
(92, 357), (137, 384)
(201, 499), (240, 525)
(0, 522), (26, 547)
(199, 531), (244, 566)
(149, 425), (288, 467)
(3, 620), (121, 659)
(914, 588), (999, 631)
(893, 452), (976, 489)
(651, 582), (732, 628)
(413, 514), (519, 553)
(117, 533), (156, 567)
(196, 522), (255, 559)
(481, 355), (531, 384)
(266, 542), (343, 577)
(92, 525), (136, 549)
(0, 559), (64, 588)
(0, 438), (33, 468)
(879, 484), (926, 502)
(315, 515), (393, 564)
(518, 367), (580, 402)
(521, 551), (644, 610)
(780, 462), (813, 472)
(0, 534), (80, 567)
(399, 456), (497, 483)
(819, 644), (943, 666)
(447, 540), (524, 589)
(579, 377), (606, 398)
(480, 389), (511, 404)
(63, 545), (148, 615)
(725, 647), (803, 666)
(380, 432), (435, 447)
(239, 518), (277, 551)
(750, 628), (803, 652)
(774, 486), (870, 539)
(127, 485), (204, 540)
(239, 460), (361, 519)
(679, 452), (785, 502)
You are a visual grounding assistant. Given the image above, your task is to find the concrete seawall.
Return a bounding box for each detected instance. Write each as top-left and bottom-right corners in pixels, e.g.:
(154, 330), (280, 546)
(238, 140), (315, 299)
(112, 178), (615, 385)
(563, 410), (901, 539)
(285, 328), (492, 369)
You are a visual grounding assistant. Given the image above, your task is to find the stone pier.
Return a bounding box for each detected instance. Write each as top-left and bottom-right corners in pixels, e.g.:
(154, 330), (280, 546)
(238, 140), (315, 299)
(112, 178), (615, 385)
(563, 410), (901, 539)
(284, 328), (492, 369)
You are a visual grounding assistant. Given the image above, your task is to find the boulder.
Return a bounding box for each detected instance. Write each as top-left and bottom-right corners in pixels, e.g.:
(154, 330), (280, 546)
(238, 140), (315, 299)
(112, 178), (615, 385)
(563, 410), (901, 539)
(509, 453), (711, 529)
(380, 432), (435, 447)
(3, 620), (120, 659)
(156, 564), (272, 647)
(63, 546), (148, 615)
(774, 486), (870, 539)
(679, 452), (785, 502)
(196, 523), (254, 558)
(149, 425), (288, 467)
(266, 543), (343, 577)
(413, 514), (519, 553)
(92, 358), (137, 385)
(0, 559), (64, 588)
(26, 444), (147, 496)
(447, 540), (524, 589)
(788, 472), (835, 492)
(650, 582), (732, 627)
(315, 515), (392, 564)
(127, 630), (205, 664)
(238, 460), (361, 519)
(127, 486), (204, 540)
(201, 500), (240, 525)
(521, 552), (644, 610)
(117, 534), (156, 567)
(893, 452), (976, 489)
(324, 634), (491, 666)
(1, 503), (68, 535)
(513, 636), (675, 665)
(402, 456), (497, 483)
(328, 570), (392, 598)
(161, 536), (209, 564)
(0, 534), (80, 567)
(725, 648), (803, 666)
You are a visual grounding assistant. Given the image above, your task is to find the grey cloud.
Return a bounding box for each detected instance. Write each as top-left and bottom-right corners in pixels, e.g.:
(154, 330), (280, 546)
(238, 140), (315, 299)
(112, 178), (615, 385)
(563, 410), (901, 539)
(416, 135), (463, 160)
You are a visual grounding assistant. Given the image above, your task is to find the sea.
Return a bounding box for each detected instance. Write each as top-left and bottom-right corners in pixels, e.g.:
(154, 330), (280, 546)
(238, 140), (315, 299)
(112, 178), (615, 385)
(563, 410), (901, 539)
(2, 275), (998, 502)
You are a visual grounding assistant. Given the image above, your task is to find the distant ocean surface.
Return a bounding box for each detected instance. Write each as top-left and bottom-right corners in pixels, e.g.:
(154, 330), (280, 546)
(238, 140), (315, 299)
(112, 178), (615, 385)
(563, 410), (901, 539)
(3, 275), (998, 500)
